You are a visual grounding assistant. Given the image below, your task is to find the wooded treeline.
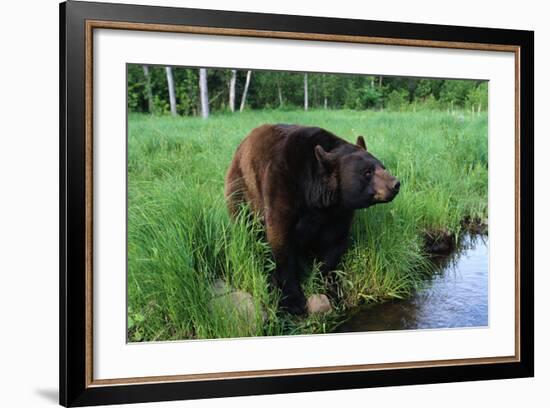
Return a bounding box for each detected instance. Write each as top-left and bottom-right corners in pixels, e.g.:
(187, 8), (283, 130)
(128, 65), (488, 117)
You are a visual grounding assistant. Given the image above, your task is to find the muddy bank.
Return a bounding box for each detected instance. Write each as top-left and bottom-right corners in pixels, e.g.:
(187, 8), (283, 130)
(423, 217), (487, 255)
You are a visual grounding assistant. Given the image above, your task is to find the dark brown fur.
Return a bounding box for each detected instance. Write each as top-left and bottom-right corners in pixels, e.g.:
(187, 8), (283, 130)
(225, 124), (399, 314)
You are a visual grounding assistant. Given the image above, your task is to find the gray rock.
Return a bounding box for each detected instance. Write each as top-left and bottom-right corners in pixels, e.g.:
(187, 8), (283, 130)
(210, 290), (266, 328)
(211, 279), (231, 296)
(227, 291), (257, 320)
(307, 294), (332, 314)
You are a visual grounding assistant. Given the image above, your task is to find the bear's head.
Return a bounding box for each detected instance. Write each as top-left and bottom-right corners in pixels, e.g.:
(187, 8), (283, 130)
(314, 136), (400, 210)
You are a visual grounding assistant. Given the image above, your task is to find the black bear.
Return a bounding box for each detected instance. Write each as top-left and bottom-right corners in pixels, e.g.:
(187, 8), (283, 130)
(225, 124), (400, 314)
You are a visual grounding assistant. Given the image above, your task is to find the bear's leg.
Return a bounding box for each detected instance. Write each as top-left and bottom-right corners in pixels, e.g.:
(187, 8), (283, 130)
(318, 239), (349, 300)
(224, 161), (245, 218)
(272, 249), (306, 315)
(319, 240), (348, 275)
(265, 212), (306, 315)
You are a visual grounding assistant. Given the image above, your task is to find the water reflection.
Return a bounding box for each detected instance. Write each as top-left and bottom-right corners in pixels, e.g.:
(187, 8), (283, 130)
(337, 234), (488, 333)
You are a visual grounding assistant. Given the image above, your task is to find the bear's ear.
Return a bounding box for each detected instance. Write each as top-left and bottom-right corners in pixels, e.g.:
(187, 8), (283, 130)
(314, 145), (335, 173)
(356, 135), (367, 150)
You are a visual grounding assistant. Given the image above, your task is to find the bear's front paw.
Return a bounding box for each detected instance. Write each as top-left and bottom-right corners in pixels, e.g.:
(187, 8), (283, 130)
(280, 292), (307, 315)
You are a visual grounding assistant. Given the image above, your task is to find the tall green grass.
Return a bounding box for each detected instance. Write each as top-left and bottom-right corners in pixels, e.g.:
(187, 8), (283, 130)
(127, 109), (488, 342)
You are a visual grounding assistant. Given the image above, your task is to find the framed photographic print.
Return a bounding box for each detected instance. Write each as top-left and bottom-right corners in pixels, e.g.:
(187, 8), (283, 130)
(60, 0), (534, 406)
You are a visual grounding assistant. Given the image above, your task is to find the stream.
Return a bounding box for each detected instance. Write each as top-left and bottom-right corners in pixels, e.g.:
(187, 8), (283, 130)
(337, 233), (488, 333)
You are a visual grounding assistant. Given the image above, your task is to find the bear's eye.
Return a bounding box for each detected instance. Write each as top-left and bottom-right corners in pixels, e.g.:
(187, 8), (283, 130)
(364, 169), (373, 177)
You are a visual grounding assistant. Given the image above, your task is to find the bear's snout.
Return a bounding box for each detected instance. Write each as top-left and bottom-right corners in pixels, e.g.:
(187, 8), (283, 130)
(372, 167), (400, 203)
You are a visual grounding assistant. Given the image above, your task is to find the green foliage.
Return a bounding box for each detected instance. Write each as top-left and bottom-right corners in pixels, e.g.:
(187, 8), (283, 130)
(439, 80), (485, 110)
(127, 65), (488, 115)
(385, 89), (410, 111)
(127, 65), (147, 112)
(414, 79), (432, 100)
(414, 94), (440, 111)
(466, 82), (489, 113)
(175, 69), (199, 115)
(127, 109), (488, 342)
(362, 84), (383, 109)
(340, 77), (382, 110)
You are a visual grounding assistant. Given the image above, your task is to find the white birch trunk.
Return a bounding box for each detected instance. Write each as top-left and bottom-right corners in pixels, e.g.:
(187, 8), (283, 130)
(304, 73), (309, 111)
(229, 69), (237, 112)
(239, 70), (252, 112)
(165, 67), (177, 116)
(199, 68), (209, 119)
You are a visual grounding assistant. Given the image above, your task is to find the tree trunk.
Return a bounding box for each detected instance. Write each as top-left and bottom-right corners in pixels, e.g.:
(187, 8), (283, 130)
(379, 76), (383, 87)
(142, 65), (153, 113)
(277, 80), (283, 108)
(304, 73), (309, 111)
(229, 69), (237, 112)
(239, 70), (252, 112)
(199, 68), (209, 119)
(315, 82), (319, 107)
(165, 66), (177, 116)
(324, 97), (328, 109)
